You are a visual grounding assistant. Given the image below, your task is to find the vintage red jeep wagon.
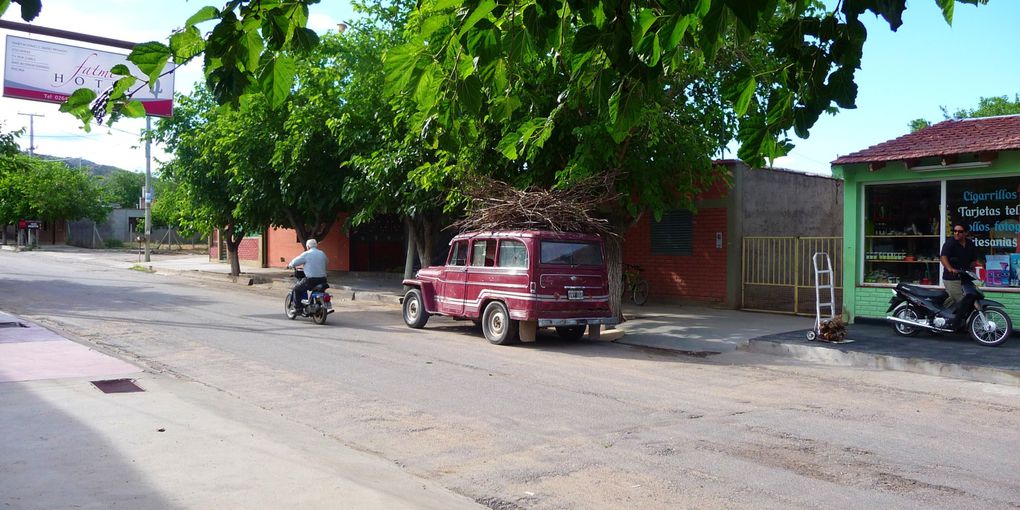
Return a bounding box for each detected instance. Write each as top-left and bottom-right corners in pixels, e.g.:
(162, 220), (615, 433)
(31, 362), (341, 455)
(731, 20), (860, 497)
(401, 230), (617, 344)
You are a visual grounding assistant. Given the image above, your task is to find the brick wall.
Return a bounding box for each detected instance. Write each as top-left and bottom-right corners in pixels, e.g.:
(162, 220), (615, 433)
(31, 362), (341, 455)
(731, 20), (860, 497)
(238, 237), (260, 261)
(852, 287), (892, 319)
(622, 208), (728, 303)
(266, 217), (350, 271)
(854, 285), (1020, 321)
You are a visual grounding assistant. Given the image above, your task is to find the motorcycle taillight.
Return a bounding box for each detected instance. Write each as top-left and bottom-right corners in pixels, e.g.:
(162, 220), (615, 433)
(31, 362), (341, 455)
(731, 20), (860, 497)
(323, 294), (332, 302)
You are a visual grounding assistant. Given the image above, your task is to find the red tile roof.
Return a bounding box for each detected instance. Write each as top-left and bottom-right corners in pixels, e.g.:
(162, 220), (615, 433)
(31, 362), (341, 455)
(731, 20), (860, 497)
(831, 114), (1020, 165)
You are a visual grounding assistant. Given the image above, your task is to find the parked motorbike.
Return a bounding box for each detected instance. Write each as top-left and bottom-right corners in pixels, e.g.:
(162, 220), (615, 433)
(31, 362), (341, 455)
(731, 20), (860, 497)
(284, 268), (334, 325)
(886, 270), (1012, 346)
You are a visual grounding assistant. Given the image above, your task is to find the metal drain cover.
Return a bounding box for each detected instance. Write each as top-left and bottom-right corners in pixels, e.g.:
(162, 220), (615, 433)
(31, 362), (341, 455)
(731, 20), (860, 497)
(91, 379), (144, 393)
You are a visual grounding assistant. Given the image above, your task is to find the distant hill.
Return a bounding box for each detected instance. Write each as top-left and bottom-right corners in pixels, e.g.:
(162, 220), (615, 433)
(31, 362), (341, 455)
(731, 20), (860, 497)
(35, 154), (132, 177)
(36, 153), (132, 177)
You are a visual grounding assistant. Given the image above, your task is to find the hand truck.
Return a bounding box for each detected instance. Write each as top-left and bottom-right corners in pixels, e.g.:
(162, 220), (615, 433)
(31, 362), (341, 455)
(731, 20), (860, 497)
(807, 252), (835, 341)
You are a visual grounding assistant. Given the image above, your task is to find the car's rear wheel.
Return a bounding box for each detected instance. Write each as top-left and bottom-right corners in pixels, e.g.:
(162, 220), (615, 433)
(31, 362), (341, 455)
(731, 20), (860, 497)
(482, 301), (519, 345)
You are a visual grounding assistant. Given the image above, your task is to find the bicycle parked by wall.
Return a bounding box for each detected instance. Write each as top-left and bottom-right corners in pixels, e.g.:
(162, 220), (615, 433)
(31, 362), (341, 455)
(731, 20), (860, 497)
(622, 263), (649, 306)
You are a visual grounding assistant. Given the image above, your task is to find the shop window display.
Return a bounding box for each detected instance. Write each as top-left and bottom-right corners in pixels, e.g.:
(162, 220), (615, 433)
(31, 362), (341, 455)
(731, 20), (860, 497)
(864, 177), (1020, 287)
(864, 182), (941, 285)
(947, 177), (1020, 287)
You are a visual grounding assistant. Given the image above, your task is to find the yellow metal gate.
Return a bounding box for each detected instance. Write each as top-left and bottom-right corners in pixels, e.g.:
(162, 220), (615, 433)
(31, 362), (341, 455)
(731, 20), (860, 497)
(741, 236), (843, 316)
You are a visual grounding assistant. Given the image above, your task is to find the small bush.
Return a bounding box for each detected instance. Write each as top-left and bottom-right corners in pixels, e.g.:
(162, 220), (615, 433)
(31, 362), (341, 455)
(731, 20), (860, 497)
(104, 239), (124, 249)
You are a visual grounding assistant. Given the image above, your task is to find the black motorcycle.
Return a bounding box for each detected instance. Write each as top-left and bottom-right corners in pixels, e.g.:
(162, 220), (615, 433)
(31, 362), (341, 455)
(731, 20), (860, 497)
(886, 270), (1012, 346)
(284, 269), (334, 325)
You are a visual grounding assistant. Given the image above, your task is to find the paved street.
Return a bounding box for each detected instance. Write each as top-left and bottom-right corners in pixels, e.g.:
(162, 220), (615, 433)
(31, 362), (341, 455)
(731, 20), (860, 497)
(2, 249), (1019, 509)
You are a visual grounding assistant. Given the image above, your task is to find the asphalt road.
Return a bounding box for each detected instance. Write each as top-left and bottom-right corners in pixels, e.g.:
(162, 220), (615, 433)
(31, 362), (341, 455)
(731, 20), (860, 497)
(2, 249), (1019, 509)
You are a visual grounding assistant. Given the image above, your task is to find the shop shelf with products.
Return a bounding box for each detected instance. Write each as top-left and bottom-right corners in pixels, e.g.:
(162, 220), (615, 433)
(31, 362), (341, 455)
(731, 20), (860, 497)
(863, 234), (941, 285)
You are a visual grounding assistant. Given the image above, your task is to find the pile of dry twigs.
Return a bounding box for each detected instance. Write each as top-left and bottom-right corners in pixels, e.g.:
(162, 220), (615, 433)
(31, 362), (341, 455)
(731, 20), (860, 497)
(451, 176), (616, 236)
(817, 317), (848, 342)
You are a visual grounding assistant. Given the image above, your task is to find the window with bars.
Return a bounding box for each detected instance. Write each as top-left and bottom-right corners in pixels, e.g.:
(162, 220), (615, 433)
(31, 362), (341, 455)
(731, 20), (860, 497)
(651, 209), (693, 255)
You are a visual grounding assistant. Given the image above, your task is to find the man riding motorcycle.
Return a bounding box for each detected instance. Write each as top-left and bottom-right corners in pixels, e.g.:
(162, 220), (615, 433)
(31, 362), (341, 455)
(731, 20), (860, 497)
(287, 238), (329, 315)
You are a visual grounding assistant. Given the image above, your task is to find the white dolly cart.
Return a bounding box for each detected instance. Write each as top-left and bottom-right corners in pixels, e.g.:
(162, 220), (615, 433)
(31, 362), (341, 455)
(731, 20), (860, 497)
(807, 252), (836, 341)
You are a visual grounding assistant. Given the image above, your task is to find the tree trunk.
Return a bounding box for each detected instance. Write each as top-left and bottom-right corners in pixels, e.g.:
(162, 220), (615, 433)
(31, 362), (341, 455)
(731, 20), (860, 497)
(604, 234), (624, 323)
(311, 218), (334, 242)
(412, 214), (438, 268)
(223, 223), (244, 277)
(403, 216), (417, 286)
(604, 208), (642, 323)
(284, 208), (309, 248)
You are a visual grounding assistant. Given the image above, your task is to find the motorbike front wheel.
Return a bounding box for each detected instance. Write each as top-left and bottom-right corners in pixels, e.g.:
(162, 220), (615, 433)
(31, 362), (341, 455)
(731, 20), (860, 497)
(284, 293), (298, 320)
(968, 306), (1012, 346)
(891, 303), (921, 337)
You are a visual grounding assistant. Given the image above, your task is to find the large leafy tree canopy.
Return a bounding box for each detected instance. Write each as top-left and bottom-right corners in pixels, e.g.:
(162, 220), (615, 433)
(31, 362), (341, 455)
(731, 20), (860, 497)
(3, 0), (987, 173)
(385, 0), (985, 194)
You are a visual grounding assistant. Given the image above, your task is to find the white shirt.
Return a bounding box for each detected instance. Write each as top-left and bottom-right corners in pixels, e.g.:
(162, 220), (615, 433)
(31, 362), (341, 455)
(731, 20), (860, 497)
(289, 247), (328, 278)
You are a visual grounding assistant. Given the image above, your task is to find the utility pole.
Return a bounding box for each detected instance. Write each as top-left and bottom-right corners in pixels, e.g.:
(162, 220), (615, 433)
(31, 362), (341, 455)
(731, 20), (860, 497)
(17, 112), (43, 156)
(143, 116), (152, 262)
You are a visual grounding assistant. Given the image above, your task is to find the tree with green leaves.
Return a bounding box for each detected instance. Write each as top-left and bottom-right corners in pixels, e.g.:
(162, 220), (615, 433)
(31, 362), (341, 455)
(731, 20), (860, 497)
(99, 170), (146, 208)
(0, 154), (109, 244)
(335, 0), (454, 274)
(150, 90), (256, 275)
(910, 94), (1020, 132)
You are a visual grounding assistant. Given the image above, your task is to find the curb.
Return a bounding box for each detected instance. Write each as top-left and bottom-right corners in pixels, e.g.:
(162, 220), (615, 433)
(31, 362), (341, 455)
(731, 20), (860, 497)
(742, 338), (1020, 387)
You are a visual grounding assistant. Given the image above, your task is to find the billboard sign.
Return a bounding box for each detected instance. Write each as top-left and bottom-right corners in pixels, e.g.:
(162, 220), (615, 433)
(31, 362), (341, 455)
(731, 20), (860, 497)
(3, 35), (174, 117)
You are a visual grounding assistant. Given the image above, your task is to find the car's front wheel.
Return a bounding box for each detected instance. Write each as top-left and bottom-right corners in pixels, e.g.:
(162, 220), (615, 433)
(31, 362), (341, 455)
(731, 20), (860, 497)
(482, 301), (519, 345)
(403, 288), (429, 329)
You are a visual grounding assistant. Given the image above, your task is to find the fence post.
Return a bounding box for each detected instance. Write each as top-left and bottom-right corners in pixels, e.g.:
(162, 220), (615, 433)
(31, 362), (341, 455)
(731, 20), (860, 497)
(793, 237), (800, 315)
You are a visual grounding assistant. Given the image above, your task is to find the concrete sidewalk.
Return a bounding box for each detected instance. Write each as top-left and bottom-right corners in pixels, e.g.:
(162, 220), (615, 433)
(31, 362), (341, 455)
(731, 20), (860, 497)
(0, 312), (483, 509)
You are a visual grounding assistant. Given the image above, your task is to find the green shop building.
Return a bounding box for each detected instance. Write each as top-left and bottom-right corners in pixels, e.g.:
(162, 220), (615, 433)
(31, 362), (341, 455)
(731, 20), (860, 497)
(831, 115), (1020, 322)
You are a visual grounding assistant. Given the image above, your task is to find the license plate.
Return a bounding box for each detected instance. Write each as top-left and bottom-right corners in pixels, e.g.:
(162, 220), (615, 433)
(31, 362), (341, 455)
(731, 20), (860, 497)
(567, 289), (583, 300)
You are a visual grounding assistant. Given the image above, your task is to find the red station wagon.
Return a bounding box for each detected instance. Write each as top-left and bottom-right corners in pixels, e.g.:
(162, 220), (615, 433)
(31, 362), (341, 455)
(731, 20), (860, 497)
(401, 230), (618, 344)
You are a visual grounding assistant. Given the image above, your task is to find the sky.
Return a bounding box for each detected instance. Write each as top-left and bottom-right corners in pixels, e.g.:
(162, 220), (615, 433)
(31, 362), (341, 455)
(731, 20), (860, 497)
(1, 1), (1019, 176)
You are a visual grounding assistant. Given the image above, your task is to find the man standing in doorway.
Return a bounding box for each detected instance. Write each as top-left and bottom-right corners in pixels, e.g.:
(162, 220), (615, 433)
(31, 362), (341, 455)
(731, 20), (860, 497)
(940, 223), (979, 308)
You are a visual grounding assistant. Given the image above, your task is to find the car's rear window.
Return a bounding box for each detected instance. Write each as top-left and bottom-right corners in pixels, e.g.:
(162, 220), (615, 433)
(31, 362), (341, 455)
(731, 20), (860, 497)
(540, 241), (603, 266)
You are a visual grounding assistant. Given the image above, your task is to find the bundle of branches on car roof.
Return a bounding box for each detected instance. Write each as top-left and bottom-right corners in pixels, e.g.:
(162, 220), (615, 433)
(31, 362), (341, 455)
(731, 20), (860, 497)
(452, 176), (618, 237)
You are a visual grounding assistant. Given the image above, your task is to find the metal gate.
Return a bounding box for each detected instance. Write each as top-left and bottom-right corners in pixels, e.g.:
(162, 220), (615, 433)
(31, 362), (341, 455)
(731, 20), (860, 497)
(741, 236), (843, 315)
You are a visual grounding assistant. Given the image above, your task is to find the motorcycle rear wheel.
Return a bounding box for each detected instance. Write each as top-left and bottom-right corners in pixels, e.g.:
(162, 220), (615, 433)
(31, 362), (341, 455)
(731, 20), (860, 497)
(312, 304), (329, 325)
(891, 303), (921, 337)
(284, 293), (298, 320)
(969, 306), (1012, 346)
